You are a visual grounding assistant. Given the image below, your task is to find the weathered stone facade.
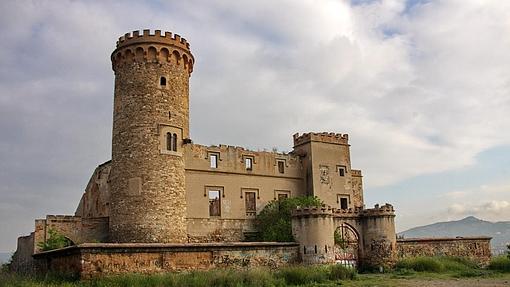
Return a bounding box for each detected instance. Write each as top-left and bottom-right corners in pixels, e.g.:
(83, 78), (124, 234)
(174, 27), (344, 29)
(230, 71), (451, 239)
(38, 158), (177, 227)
(397, 237), (492, 266)
(32, 243), (299, 279)
(12, 29), (492, 275)
(109, 30), (193, 243)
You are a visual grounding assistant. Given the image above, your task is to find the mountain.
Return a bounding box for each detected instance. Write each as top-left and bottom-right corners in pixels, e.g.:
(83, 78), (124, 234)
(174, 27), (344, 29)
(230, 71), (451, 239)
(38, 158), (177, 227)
(399, 216), (510, 254)
(0, 252), (12, 265)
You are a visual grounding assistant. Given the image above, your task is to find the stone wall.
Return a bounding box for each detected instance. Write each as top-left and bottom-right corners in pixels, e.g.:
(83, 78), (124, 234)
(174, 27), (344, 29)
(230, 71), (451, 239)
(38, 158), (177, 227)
(10, 233), (35, 274)
(397, 237), (492, 265)
(33, 242), (299, 279)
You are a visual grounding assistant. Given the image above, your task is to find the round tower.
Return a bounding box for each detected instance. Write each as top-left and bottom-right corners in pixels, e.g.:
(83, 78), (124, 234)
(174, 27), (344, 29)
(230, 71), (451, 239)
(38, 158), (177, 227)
(109, 30), (194, 243)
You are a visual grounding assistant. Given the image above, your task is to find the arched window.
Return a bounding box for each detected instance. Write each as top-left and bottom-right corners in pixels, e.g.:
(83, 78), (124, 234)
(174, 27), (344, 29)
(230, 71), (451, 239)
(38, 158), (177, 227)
(172, 133), (178, 151)
(160, 76), (167, 86)
(166, 132), (172, 151)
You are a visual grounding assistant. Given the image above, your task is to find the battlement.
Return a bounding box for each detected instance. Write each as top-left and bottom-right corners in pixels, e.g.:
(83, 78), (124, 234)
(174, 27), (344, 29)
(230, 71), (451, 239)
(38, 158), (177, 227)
(111, 30), (194, 74)
(359, 204), (395, 217)
(293, 132), (349, 147)
(116, 30), (191, 51)
(292, 205), (334, 217)
(351, 169), (362, 177)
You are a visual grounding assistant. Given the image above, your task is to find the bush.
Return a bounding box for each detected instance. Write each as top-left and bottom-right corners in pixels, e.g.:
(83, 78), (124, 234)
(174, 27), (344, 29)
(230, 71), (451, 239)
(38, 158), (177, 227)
(328, 264), (357, 280)
(255, 196), (322, 242)
(276, 265), (329, 285)
(488, 255), (510, 272)
(37, 229), (73, 251)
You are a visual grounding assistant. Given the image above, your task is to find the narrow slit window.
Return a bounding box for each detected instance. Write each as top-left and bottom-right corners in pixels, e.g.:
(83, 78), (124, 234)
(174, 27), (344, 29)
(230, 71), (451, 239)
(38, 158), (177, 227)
(160, 76), (167, 86)
(166, 132), (172, 151)
(172, 133), (177, 151)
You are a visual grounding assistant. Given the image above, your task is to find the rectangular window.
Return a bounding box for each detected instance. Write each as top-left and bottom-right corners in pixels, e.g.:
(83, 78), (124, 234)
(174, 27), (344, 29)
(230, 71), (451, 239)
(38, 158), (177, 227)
(210, 154), (218, 168)
(338, 166), (346, 177)
(209, 190), (221, 216)
(340, 197), (348, 209)
(245, 191), (256, 216)
(278, 193), (288, 200)
(245, 157), (253, 170)
(277, 160), (285, 174)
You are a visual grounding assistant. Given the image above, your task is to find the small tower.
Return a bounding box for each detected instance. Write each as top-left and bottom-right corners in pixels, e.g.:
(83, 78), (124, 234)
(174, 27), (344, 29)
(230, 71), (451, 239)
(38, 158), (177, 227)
(109, 30), (194, 243)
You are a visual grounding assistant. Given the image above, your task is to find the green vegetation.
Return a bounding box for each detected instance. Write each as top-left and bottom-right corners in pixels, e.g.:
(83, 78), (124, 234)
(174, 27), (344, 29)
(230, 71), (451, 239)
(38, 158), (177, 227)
(395, 256), (478, 273)
(3, 256), (510, 287)
(37, 229), (73, 252)
(254, 196), (322, 242)
(488, 255), (510, 272)
(0, 265), (356, 287)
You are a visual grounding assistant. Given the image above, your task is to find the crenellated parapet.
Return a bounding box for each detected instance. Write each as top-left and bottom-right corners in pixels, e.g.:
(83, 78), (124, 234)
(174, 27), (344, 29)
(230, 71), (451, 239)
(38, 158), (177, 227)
(360, 204), (395, 218)
(293, 132), (349, 147)
(111, 29), (194, 74)
(292, 205), (334, 217)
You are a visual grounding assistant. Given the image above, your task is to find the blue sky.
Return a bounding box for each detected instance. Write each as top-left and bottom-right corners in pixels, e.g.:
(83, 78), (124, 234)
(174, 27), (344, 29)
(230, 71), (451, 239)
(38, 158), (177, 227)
(0, 0), (509, 252)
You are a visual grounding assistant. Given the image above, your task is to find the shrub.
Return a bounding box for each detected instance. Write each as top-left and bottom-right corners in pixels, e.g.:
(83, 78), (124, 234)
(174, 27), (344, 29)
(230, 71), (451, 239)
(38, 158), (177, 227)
(255, 196), (322, 242)
(37, 229), (73, 251)
(396, 257), (442, 272)
(488, 255), (510, 272)
(275, 265), (329, 285)
(328, 264), (357, 280)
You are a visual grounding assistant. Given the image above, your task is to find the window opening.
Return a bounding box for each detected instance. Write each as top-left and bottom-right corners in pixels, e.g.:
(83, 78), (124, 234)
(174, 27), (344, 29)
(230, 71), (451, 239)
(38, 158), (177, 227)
(160, 76), (166, 86)
(277, 160), (285, 174)
(172, 133), (177, 151)
(339, 167), (345, 177)
(340, 197), (348, 209)
(278, 193), (288, 201)
(209, 190), (221, 216)
(210, 154), (218, 168)
(166, 132), (172, 151)
(245, 191), (256, 216)
(245, 157), (253, 170)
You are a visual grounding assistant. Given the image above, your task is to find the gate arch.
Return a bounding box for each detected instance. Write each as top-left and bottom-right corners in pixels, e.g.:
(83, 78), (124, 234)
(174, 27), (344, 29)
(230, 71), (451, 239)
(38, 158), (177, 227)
(334, 223), (360, 268)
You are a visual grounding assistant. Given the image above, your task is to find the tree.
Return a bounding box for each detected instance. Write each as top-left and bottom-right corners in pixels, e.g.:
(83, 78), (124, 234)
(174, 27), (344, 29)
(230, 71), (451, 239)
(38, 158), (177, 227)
(507, 244), (510, 259)
(37, 229), (73, 251)
(255, 196), (322, 242)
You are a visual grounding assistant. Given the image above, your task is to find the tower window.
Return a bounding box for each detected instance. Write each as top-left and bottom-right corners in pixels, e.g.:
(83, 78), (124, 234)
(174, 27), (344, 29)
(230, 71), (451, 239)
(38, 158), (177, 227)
(166, 132), (172, 151)
(160, 76), (167, 86)
(340, 198), (348, 209)
(172, 133), (177, 151)
(338, 166), (346, 177)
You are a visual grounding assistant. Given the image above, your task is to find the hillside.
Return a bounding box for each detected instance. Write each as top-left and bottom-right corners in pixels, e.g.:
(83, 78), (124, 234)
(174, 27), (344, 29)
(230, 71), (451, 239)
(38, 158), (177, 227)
(399, 216), (510, 254)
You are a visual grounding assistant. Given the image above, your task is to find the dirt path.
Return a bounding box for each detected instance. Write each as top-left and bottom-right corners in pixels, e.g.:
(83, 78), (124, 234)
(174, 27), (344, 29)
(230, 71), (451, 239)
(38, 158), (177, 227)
(400, 278), (510, 287)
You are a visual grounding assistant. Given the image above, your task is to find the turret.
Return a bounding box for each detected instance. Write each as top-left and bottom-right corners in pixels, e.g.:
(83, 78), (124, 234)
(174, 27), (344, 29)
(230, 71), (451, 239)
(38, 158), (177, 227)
(109, 30), (194, 243)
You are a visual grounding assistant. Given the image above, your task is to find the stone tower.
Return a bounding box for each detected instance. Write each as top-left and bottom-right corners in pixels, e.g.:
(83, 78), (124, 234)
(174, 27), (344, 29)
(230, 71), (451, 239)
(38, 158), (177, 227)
(109, 30), (194, 243)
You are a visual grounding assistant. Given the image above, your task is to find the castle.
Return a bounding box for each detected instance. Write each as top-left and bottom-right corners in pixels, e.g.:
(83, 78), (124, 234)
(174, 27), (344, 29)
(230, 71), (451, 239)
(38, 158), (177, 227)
(11, 30), (491, 277)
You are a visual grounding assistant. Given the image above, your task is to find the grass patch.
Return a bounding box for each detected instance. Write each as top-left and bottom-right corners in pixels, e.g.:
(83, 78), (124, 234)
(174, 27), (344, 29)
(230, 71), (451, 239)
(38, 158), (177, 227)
(0, 265), (357, 287)
(488, 255), (510, 272)
(395, 256), (480, 273)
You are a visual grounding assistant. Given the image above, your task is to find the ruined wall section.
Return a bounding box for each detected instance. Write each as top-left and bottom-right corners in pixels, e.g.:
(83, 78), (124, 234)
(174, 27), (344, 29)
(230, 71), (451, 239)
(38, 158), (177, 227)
(75, 161), (111, 218)
(397, 237), (492, 266)
(184, 143), (305, 242)
(109, 30), (194, 243)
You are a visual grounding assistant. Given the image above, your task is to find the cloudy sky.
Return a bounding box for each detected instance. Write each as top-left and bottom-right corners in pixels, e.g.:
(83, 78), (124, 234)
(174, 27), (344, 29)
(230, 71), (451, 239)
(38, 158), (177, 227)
(1, 0), (510, 252)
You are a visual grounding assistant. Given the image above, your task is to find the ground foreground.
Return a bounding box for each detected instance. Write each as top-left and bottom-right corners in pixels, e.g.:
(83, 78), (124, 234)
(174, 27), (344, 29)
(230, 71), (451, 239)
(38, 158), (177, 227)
(2, 256), (510, 287)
